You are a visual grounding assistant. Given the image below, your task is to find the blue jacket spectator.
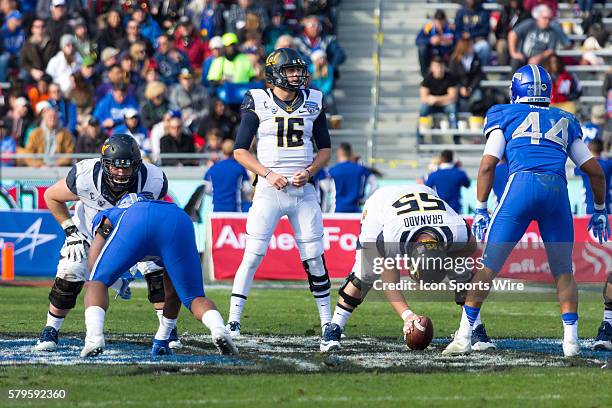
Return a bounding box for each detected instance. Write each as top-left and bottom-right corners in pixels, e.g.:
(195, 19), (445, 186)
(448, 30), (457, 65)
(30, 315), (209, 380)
(1, 11), (25, 57)
(574, 139), (612, 214)
(415, 10), (455, 76)
(295, 15), (346, 67)
(112, 109), (149, 155)
(329, 143), (378, 213)
(203, 140), (251, 212)
(93, 83), (139, 130)
(455, 0), (491, 64)
(425, 150), (471, 214)
(134, 10), (162, 45)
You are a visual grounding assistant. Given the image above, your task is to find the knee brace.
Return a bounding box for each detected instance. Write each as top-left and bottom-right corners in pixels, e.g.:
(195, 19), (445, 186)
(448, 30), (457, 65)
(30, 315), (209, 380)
(303, 255), (331, 298)
(48, 278), (84, 310)
(145, 270), (166, 303)
(604, 274), (612, 310)
(338, 272), (368, 310)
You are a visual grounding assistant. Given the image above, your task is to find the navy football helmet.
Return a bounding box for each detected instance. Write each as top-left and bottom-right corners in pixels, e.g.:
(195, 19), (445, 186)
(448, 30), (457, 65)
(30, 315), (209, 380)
(510, 64), (552, 104)
(264, 48), (309, 91)
(101, 134), (142, 190)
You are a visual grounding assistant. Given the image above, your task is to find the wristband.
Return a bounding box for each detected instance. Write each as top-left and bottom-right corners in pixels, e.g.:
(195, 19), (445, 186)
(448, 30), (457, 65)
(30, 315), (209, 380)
(594, 203), (605, 211)
(401, 309), (415, 321)
(263, 169), (272, 179)
(61, 219), (75, 230)
(475, 201), (488, 210)
(305, 168), (312, 178)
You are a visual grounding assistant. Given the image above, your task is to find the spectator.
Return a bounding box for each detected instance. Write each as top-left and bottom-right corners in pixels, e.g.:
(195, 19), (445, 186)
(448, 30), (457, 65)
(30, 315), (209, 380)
(419, 57), (458, 136)
(494, 0), (530, 66)
(37, 0), (81, 21)
(448, 39), (485, 115)
(185, 0), (224, 38)
(97, 9), (125, 51)
(141, 80), (168, 129)
(8, 96), (33, 147)
(522, 0), (557, 17)
(149, 110), (179, 163)
(238, 11), (264, 43)
(95, 63), (131, 102)
(45, 0), (72, 49)
(455, 0), (491, 65)
(112, 108), (149, 153)
(203, 139), (251, 212)
(20, 103), (74, 167)
(207, 32), (256, 85)
(45, 34), (82, 94)
(130, 42), (151, 84)
(508, 4), (570, 71)
(154, 34), (189, 85)
(295, 15), (346, 67)
(118, 52), (137, 88)
(27, 73), (52, 108)
(174, 16), (207, 71)
(78, 54), (98, 87)
(169, 67), (209, 130)
(425, 150), (471, 214)
(225, 0), (269, 34)
(308, 49), (338, 116)
(201, 35), (223, 88)
(415, 10), (455, 77)
(544, 54), (581, 113)
(75, 116), (106, 154)
(202, 127), (222, 161)
(131, 7), (162, 47)
(274, 34), (296, 50)
(48, 82), (77, 135)
(19, 18), (57, 82)
(93, 82), (139, 131)
(159, 116), (196, 166)
(0, 10), (25, 82)
(263, 6), (292, 55)
(197, 97), (239, 140)
(72, 18), (93, 58)
(69, 71), (95, 116)
(329, 142), (377, 213)
(0, 118), (16, 166)
(574, 139), (611, 214)
(581, 105), (606, 145)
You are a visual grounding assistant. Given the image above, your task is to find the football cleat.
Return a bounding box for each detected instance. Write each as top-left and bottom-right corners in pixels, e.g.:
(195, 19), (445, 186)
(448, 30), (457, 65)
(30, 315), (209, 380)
(211, 328), (239, 355)
(151, 338), (173, 356)
(80, 337), (105, 358)
(472, 324), (496, 351)
(320, 323), (342, 352)
(562, 339), (580, 357)
(226, 321), (241, 338)
(593, 321), (612, 351)
(168, 327), (182, 349)
(34, 326), (59, 352)
(442, 331), (472, 356)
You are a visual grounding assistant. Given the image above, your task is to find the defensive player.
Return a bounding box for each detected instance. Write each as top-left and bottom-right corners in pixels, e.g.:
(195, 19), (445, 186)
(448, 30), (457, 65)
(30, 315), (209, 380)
(81, 194), (237, 357)
(34, 134), (179, 351)
(226, 48), (332, 339)
(443, 64), (610, 357)
(321, 184), (486, 352)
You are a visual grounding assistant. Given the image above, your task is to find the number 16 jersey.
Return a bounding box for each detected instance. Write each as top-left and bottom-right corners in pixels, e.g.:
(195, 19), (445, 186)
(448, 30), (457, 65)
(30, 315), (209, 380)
(246, 88), (323, 178)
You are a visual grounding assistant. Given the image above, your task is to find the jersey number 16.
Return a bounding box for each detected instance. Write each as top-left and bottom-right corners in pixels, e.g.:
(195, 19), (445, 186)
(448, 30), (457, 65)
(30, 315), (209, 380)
(275, 117), (304, 148)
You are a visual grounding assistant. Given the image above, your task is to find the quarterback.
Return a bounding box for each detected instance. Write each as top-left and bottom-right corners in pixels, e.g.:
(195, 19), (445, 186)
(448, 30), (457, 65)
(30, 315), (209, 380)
(226, 48), (333, 342)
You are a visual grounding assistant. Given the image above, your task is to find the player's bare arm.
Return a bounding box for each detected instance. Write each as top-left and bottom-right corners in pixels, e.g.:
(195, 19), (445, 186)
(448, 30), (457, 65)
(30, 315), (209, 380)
(44, 178), (79, 225)
(476, 155), (499, 203)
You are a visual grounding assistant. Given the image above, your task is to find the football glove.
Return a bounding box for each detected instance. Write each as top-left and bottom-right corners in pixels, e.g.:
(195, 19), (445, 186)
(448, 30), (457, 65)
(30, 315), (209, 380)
(114, 276), (134, 300)
(61, 224), (90, 263)
(472, 208), (490, 241)
(587, 208), (611, 244)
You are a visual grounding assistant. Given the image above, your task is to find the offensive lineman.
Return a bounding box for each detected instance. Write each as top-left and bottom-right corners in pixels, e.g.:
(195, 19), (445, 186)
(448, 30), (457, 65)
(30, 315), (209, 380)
(443, 65), (610, 357)
(34, 134), (177, 351)
(226, 48), (333, 342)
(321, 184), (485, 352)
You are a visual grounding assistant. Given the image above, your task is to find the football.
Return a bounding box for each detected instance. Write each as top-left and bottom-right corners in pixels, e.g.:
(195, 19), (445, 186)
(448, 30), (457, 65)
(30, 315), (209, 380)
(405, 316), (434, 350)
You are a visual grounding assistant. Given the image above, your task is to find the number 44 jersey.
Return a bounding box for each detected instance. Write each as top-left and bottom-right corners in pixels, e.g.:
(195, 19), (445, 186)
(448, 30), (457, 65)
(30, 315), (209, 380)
(248, 88), (323, 178)
(359, 185), (472, 258)
(484, 103), (582, 179)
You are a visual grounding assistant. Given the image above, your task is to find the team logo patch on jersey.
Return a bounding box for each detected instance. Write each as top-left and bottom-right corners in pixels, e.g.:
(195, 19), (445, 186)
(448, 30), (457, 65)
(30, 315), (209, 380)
(303, 101), (320, 114)
(98, 199), (106, 207)
(89, 192), (96, 200)
(263, 101), (278, 114)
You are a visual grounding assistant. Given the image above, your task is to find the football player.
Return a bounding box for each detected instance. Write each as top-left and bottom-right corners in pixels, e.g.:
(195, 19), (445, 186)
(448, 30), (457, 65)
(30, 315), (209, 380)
(225, 48), (332, 342)
(81, 194), (237, 357)
(321, 184), (484, 352)
(34, 134), (180, 351)
(443, 64), (610, 357)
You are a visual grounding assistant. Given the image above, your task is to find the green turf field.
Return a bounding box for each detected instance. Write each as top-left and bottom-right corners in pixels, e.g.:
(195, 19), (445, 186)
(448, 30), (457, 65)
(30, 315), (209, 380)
(0, 286), (610, 408)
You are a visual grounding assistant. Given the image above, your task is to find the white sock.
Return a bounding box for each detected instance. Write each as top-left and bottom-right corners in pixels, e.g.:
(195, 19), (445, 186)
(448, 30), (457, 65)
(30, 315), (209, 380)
(331, 306), (352, 329)
(155, 316), (177, 341)
(201, 309), (225, 332)
(457, 308), (474, 339)
(563, 321), (578, 343)
(46, 312), (64, 331)
(84, 306), (105, 340)
(315, 295), (331, 327)
(604, 310), (612, 325)
(474, 312), (482, 328)
(228, 252), (264, 323)
(155, 309), (163, 324)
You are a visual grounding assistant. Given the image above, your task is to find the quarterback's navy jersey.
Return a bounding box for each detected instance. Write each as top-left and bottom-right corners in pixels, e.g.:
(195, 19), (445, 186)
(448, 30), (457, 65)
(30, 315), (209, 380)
(484, 103), (582, 179)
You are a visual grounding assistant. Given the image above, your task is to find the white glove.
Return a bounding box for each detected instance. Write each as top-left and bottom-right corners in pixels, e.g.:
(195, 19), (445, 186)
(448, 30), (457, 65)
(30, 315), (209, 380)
(402, 310), (419, 339)
(61, 222), (90, 263)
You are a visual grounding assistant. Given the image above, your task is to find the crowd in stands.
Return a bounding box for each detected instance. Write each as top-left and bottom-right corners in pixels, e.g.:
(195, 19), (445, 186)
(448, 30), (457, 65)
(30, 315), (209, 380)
(0, 0), (346, 167)
(416, 0), (611, 147)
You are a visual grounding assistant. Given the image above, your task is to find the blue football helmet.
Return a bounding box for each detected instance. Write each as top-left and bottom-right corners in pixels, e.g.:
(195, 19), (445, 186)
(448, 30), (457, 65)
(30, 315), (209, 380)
(509, 64), (552, 104)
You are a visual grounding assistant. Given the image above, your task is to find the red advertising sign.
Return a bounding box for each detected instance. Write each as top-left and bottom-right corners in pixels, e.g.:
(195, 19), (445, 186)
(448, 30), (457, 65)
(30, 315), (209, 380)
(209, 214), (611, 283)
